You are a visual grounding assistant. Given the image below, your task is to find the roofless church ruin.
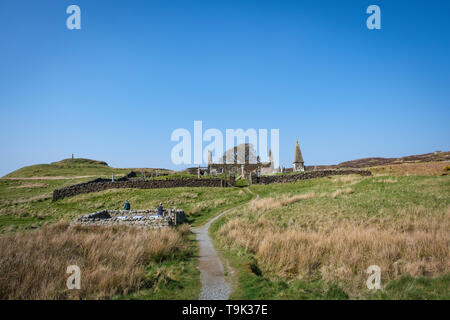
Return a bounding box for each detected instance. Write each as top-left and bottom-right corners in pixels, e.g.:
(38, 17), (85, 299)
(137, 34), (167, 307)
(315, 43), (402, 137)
(200, 140), (306, 178)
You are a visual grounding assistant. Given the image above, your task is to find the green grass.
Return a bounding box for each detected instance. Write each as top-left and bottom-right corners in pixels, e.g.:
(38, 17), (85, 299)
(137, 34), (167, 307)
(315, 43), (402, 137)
(0, 214), (45, 233)
(247, 174), (449, 225)
(3, 158), (133, 178)
(2, 158), (448, 300)
(0, 177), (96, 232)
(0, 156), (252, 231)
(0, 158), (253, 300)
(116, 232), (201, 300)
(0, 181), (252, 233)
(0, 177), (93, 201)
(368, 274), (450, 300)
(211, 213), (350, 300)
(215, 227), (449, 300)
(235, 179), (249, 187)
(0, 160), (252, 300)
(211, 173), (450, 299)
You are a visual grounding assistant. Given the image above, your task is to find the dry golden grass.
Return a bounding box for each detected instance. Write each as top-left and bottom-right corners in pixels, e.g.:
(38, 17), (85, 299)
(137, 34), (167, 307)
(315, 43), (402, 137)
(371, 161), (449, 176)
(376, 178), (398, 184)
(178, 192), (199, 199)
(249, 189), (357, 212)
(189, 199), (227, 215)
(331, 175), (362, 185)
(216, 174), (450, 298)
(10, 183), (48, 189)
(330, 187), (353, 199)
(0, 222), (190, 299)
(217, 208), (449, 297)
(9, 193), (52, 205)
(249, 192), (316, 213)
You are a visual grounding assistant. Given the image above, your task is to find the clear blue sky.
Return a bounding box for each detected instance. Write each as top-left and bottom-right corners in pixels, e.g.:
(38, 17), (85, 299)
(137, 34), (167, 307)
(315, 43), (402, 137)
(1, 0), (449, 176)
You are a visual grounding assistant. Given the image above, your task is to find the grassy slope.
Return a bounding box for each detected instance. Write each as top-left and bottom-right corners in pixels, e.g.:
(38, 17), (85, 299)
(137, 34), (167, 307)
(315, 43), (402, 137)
(2, 158), (448, 299)
(2, 158), (133, 178)
(211, 169), (450, 299)
(0, 182), (251, 299)
(0, 222), (200, 300)
(116, 231), (201, 300)
(0, 157), (238, 231)
(0, 182), (252, 232)
(0, 158), (252, 300)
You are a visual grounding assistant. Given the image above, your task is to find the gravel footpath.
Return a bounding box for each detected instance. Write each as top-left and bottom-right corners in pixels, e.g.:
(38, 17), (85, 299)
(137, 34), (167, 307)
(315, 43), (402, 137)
(191, 207), (234, 300)
(192, 188), (258, 300)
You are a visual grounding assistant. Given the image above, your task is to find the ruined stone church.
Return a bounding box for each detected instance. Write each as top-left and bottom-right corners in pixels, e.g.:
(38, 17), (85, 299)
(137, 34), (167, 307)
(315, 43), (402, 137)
(205, 140), (305, 176)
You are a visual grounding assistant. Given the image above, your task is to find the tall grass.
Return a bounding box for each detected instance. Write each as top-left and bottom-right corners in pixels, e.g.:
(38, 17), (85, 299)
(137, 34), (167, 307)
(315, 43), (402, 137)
(215, 174), (450, 298)
(217, 209), (449, 297)
(249, 192), (316, 213)
(0, 222), (191, 299)
(370, 161), (449, 176)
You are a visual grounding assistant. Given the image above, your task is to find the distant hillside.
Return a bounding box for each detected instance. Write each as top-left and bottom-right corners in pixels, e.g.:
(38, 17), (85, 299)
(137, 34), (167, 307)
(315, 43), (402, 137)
(306, 151), (450, 170)
(2, 158), (174, 179)
(50, 158), (109, 166)
(2, 158), (130, 178)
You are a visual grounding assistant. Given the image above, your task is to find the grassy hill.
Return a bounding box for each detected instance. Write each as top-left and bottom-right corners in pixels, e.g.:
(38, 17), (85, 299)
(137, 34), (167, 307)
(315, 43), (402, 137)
(0, 169), (252, 299)
(307, 151), (450, 170)
(2, 158), (132, 179)
(211, 171), (450, 299)
(0, 158), (252, 299)
(51, 158), (109, 166)
(2, 158), (176, 179)
(0, 155), (448, 300)
(0, 184), (252, 299)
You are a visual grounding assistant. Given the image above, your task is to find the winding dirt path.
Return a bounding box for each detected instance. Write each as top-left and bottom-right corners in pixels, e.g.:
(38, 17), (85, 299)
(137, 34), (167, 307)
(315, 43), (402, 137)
(191, 188), (258, 300)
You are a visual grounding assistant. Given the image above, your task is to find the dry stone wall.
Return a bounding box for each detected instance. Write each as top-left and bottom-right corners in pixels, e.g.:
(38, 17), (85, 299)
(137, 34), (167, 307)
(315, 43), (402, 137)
(53, 177), (226, 201)
(53, 169), (371, 201)
(252, 169), (371, 184)
(71, 209), (186, 229)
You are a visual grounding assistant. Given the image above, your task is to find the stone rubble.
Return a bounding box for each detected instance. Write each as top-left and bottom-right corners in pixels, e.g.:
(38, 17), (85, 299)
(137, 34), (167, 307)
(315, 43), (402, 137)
(72, 209), (186, 229)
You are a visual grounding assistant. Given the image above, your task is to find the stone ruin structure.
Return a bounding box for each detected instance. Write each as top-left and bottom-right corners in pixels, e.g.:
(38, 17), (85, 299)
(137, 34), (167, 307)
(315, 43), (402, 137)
(72, 208), (186, 229)
(293, 140), (305, 172)
(203, 140), (306, 178)
(203, 144), (274, 179)
(251, 168), (371, 184)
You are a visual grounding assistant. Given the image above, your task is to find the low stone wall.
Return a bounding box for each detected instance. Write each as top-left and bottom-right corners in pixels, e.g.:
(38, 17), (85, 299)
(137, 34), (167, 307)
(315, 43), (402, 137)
(71, 209), (186, 229)
(252, 169), (372, 184)
(53, 178), (226, 201)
